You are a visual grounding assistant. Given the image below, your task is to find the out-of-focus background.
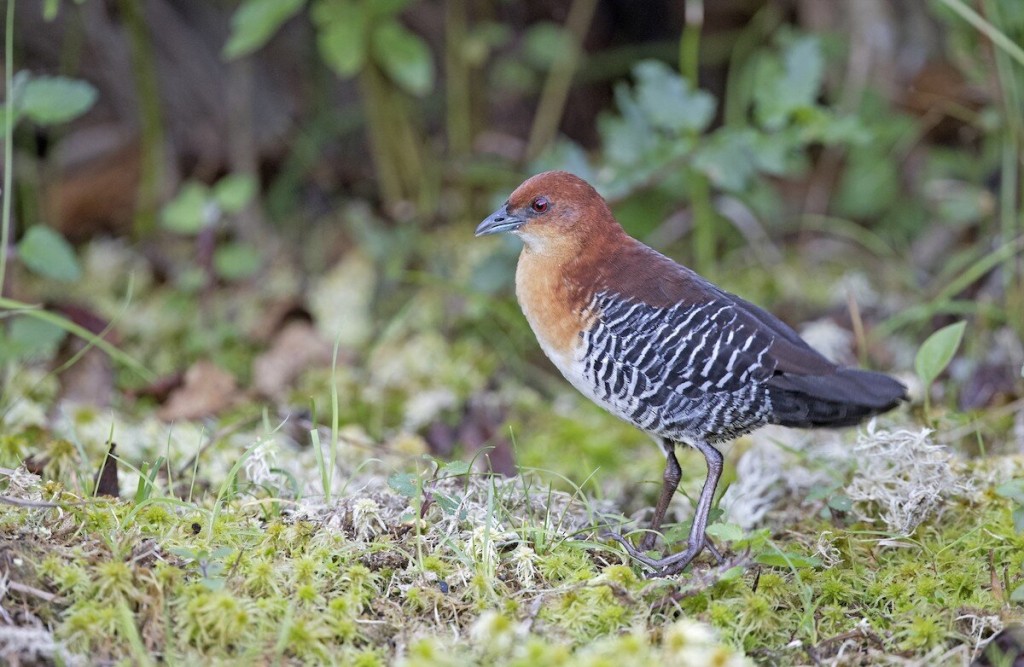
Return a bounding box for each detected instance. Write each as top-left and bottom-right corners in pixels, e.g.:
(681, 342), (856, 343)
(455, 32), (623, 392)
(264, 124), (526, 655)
(1, 1), (1023, 664)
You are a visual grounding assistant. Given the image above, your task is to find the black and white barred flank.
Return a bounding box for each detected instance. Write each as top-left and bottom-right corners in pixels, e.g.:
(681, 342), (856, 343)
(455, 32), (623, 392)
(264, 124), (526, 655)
(576, 290), (906, 444)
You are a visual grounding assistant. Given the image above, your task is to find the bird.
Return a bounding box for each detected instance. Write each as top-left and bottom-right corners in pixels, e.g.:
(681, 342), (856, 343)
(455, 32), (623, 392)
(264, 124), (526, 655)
(475, 170), (907, 577)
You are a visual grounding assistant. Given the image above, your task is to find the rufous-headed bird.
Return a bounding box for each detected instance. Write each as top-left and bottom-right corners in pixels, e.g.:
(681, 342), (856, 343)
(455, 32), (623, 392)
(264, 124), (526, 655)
(476, 171), (906, 577)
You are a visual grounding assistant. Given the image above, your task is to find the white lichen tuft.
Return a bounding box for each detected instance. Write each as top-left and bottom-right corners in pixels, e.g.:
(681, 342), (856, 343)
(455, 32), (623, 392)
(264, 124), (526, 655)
(844, 421), (973, 535)
(721, 427), (849, 530)
(5, 466), (44, 501)
(0, 625), (83, 667)
(510, 544), (537, 588)
(662, 619), (754, 666)
(469, 611), (517, 656)
(352, 498), (387, 541)
(244, 436), (278, 487)
(815, 531), (843, 568)
(467, 524), (502, 570)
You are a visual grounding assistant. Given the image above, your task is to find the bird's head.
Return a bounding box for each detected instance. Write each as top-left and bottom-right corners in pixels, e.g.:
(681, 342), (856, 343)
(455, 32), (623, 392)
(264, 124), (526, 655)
(475, 171), (619, 252)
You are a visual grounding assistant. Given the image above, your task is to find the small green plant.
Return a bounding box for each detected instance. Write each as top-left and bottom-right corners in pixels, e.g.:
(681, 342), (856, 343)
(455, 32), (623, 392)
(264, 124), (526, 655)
(538, 33), (870, 274)
(995, 479), (1024, 535)
(0, 71), (93, 292)
(169, 546), (235, 591)
(0, 59), (149, 380)
(160, 174), (261, 285)
(388, 456), (473, 520)
(225, 0), (437, 213)
(914, 320), (967, 414)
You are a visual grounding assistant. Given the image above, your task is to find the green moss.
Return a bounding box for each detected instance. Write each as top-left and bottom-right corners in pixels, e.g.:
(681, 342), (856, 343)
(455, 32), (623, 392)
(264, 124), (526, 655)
(3, 379), (1020, 666)
(900, 615), (948, 651)
(421, 555), (452, 577)
(281, 613), (333, 662)
(179, 588), (252, 649)
(539, 584), (637, 642)
(536, 546), (595, 584)
(59, 600), (119, 652)
(93, 560), (135, 602)
(243, 554), (280, 596)
(0, 430), (33, 465)
(600, 564), (639, 588)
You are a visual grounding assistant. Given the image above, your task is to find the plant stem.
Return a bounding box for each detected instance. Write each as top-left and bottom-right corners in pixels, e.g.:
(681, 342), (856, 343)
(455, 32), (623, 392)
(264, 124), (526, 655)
(679, 1), (717, 275)
(0, 0), (15, 299)
(359, 65), (404, 208)
(445, 0), (471, 158)
(723, 5), (780, 127)
(118, 0), (165, 238)
(982, 0), (1023, 315)
(679, 0), (702, 82)
(689, 170), (717, 275)
(938, 0), (1024, 68)
(524, 0), (598, 163)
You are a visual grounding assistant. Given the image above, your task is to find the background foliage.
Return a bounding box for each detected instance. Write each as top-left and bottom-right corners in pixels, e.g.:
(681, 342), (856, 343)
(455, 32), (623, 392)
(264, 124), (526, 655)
(1, 0), (1023, 664)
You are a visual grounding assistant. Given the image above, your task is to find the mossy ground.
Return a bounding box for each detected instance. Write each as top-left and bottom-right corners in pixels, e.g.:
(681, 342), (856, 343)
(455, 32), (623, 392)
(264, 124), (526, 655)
(1, 240), (1022, 666)
(1, 391), (1022, 665)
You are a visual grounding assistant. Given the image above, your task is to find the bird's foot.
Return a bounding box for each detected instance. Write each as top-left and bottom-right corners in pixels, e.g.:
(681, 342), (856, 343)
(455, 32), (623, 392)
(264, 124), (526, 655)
(603, 531), (723, 578)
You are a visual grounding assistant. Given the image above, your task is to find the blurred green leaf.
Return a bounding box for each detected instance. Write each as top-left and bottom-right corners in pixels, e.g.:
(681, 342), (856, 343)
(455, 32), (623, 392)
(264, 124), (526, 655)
(522, 22), (576, 70)
(372, 22), (434, 96)
(224, 0), (306, 59)
(388, 472), (418, 498)
(801, 111), (870, 145)
(17, 226), (82, 282)
(915, 321), (966, 388)
(433, 491), (463, 516)
(209, 546), (234, 559)
(313, 0), (367, 77)
(834, 145), (900, 219)
(43, 0), (60, 21)
(200, 577), (226, 592)
(755, 550), (822, 569)
(600, 112), (655, 168)
(996, 479), (1024, 505)
(705, 522), (744, 542)
(1012, 583), (1024, 602)
(632, 60), (715, 134)
(213, 243), (262, 281)
(168, 546), (198, 560)
(162, 182), (212, 235)
(213, 174), (258, 214)
(754, 35), (823, 130)
(19, 76), (97, 125)
(0, 316), (67, 363)
(693, 129), (758, 192)
(827, 494), (853, 512)
(439, 460), (471, 477)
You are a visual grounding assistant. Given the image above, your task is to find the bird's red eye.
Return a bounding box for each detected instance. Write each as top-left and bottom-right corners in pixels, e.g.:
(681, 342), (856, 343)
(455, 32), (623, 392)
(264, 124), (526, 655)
(532, 196), (549, 213)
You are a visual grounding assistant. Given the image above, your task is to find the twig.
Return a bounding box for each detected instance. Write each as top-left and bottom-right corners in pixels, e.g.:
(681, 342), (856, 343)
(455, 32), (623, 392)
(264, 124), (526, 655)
(0, 495), (64, 508)
(523, 0), (599, 162)
(0, 0), (14, 298)
(7, 580), (59, 603)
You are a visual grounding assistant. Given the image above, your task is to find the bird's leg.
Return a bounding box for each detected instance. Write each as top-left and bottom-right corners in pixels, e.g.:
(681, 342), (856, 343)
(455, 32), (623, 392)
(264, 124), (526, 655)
(606, 440), (724, 576)
(649, 440), (724, 576)
(638, 439), (682, 552)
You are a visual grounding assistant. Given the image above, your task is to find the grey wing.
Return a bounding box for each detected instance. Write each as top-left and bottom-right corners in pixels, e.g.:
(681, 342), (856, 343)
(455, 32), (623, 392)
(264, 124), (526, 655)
(580, 292), (777, 438)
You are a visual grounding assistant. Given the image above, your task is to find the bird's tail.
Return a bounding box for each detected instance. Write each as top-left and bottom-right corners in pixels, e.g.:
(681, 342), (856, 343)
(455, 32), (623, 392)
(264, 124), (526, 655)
(766, 368), (907, 429)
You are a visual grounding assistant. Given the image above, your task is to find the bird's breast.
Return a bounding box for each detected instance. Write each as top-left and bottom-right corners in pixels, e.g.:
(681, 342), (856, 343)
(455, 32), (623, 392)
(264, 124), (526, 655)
(515, 253), (592, 360)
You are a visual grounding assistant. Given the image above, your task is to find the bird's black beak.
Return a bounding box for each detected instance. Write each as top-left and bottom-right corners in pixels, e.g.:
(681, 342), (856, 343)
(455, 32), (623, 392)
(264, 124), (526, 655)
(475, 204), (524, 237)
